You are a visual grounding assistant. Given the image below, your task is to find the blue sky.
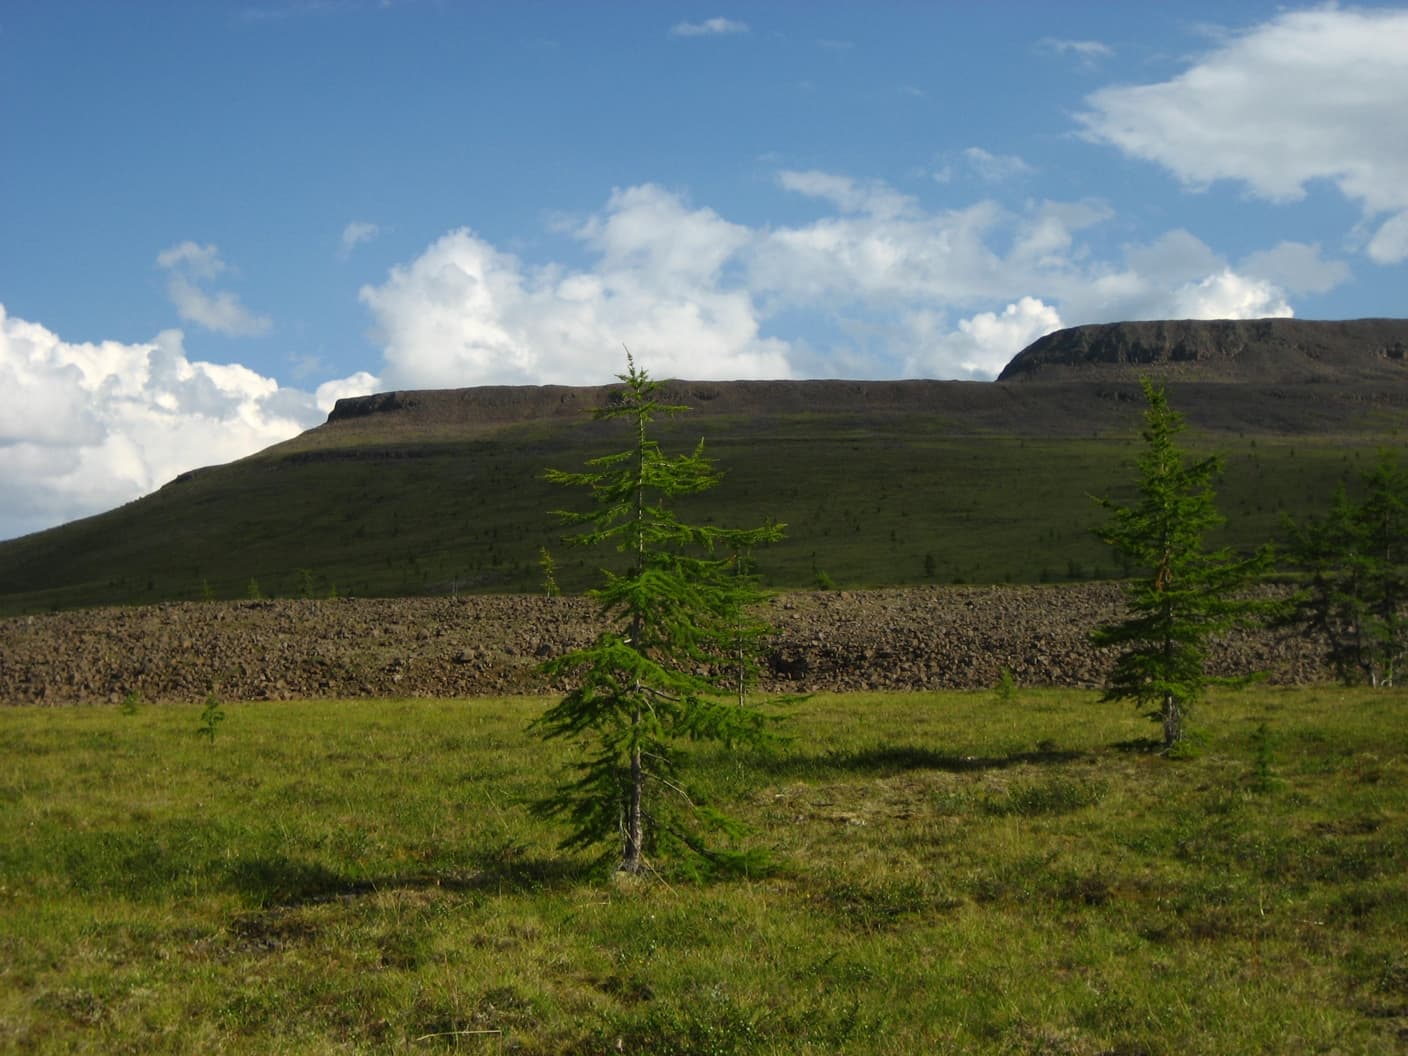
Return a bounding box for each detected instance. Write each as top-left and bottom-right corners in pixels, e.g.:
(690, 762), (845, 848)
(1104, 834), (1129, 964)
(2, 1), (1407, 538)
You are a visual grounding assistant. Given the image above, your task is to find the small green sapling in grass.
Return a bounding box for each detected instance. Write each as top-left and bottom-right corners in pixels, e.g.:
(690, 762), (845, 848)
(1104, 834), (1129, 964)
(197, 694), (226, 743)
(992, 667), (1017, 706)
(1249, 720), (1281, 794)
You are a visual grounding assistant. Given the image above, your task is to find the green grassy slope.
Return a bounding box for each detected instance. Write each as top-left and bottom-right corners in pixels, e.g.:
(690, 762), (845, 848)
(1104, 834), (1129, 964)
(0, 384), (1401, 615)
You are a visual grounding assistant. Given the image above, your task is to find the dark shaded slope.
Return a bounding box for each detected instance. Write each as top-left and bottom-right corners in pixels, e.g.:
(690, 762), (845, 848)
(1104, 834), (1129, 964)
(293, 373), (1406, 452)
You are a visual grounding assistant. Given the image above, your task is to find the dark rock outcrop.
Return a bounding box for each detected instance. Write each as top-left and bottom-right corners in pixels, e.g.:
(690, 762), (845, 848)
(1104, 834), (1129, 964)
(999, 318), (1408, 384)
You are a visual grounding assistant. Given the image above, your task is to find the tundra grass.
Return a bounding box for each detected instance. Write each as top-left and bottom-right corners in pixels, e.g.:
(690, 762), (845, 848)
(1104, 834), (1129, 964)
(2, 688), (1405, 1053)
(0, 414), (1385, 614)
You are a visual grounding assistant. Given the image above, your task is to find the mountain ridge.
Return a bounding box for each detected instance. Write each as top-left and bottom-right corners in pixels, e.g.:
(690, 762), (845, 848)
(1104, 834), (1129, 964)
(4, 317), (1408, 614)
(290, 318), (1408, 449)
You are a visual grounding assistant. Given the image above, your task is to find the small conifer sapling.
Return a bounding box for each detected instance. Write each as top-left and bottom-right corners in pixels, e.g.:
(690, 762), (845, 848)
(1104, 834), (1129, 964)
(1092, 380), (1271, 751)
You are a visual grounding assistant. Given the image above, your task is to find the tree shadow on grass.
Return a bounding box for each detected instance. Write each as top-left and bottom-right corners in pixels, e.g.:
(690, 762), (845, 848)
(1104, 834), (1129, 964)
(748, 743), (1089, 780)
(225, 856), (351, 907)
(459, 849), (594, 893)
(223, 852), (592, 908)
(1111, 737), (1164, 754)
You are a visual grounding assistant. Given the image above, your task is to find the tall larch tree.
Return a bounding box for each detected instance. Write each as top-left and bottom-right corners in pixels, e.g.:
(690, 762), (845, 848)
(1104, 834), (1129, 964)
(533, 356), (787, 876)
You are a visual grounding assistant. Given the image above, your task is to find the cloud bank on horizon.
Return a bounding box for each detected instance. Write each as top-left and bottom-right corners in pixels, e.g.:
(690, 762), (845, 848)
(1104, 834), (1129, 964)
(0, 305), (375, 540)
(1, 4), (1405, 539)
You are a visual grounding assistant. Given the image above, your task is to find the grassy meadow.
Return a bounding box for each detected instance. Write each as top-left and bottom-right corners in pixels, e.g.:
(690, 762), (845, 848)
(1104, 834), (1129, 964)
(2, 687), (1406, 1053)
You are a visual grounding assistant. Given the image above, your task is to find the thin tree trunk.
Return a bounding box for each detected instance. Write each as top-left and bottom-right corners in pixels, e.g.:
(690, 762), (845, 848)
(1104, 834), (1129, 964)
(1163, 692), (1181, 749)
(622, 406), (648, 875)
(622, 734), (644, 874)
(1159, 579), (1180, 748)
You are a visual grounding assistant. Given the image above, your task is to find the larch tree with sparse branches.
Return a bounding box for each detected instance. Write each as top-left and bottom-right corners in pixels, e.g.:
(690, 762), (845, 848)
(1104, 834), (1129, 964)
(532, 355), (788, 877)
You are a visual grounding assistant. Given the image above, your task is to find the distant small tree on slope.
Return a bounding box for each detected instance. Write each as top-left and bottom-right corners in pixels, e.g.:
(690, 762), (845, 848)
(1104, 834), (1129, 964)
(533, 356), (787, 877)
(1092, 380), (1271, 751)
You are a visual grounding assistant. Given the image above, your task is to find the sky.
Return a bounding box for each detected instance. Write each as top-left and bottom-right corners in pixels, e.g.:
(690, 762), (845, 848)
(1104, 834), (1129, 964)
(3, 2), (1407, 540)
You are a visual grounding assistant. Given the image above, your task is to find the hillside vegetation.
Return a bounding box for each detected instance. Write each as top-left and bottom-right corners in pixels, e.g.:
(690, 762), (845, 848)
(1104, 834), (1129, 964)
(3, 319), (1408, 615)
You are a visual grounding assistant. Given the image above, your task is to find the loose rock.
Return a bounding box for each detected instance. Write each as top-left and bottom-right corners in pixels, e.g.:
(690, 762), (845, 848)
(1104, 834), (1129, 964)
(0, 585), (1326, 705)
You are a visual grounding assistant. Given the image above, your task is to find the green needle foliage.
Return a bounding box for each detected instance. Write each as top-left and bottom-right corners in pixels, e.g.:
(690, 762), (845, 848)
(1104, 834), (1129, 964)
(1281, 451), (1408, 686)
(197, 693), (226, 743)
(533, 355), (788, 877)
(1093, 380), (1272, 751)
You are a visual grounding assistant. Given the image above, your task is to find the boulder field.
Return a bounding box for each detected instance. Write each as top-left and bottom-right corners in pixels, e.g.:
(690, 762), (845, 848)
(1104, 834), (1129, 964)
(1, 584), (1326, 705)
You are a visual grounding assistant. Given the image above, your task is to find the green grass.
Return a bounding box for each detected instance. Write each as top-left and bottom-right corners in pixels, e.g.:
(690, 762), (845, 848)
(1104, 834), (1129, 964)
(3, 688), (1406, 1053)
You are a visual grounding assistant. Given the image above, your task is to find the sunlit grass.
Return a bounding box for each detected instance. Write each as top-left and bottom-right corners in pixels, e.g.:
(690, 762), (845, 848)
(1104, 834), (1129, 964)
(2, 687), (1405, 1053)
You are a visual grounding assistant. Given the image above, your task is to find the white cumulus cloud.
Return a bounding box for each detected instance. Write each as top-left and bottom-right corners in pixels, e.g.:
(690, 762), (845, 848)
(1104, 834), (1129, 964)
(902, 298), (1064, 381)
(0, 303), (373, 540)
(156, 241), (273, 336)
(1366, 211), (1408, 265)
(750, 190), (1010, 307)
(1169, 271), (1292, 320)
(359, 184), (790, 389)
(1078, 7), (1408, 262)
(1054, 229), (1294, 325)
(361, 176), (1310, 388)
(315, 371), (381, 411)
